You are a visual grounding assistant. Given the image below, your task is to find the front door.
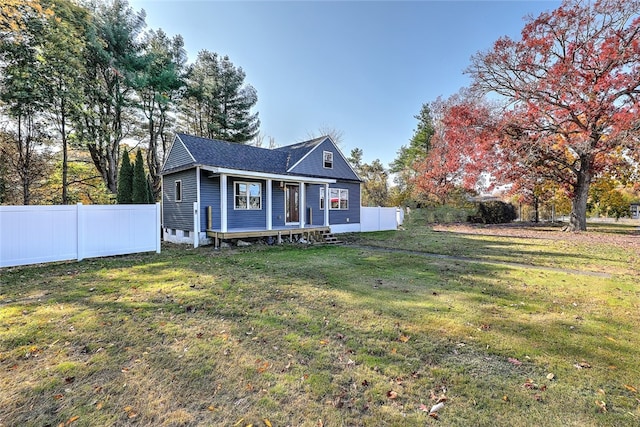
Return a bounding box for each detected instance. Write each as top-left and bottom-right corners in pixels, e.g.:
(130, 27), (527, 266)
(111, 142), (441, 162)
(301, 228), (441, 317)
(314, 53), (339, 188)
(285, 184), (299, 223)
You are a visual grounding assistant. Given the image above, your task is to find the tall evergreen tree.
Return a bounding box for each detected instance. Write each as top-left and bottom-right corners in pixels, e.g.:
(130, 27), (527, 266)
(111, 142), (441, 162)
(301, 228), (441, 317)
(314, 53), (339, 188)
(390, 103), (436, 205)
(75, 0), (146, 195)
(116, 148), (133, 204)
(134, 29), (186, 201)
(181, 50), (259, 143)
(132, 148), (149, 203)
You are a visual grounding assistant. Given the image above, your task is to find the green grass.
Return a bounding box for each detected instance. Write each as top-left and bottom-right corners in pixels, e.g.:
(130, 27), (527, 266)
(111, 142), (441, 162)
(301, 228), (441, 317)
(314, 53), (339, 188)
(1, 223), (639, 426)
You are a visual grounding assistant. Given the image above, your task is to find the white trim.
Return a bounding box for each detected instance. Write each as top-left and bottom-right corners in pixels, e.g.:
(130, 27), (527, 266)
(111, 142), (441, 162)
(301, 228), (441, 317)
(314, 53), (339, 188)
(266, 179), (272, 230)
(234, 181), (262, 210)
(284, 183), (300, 225)
(175, 180), (182, 202)
(201, 165), (335, 184)
(194, 167), (201, 248)
(299, 181), (305, 228)
(323, 150), (333, 169)
(324, 183), (330, 226)
(220, 174), (228, 232)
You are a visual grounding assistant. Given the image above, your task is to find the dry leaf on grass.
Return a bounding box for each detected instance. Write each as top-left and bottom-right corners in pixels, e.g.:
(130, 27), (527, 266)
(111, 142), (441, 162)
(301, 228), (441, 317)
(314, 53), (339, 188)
(387, 390), (398, 399)
(508, 357), (522, 366)
(624, 384), (637, 393)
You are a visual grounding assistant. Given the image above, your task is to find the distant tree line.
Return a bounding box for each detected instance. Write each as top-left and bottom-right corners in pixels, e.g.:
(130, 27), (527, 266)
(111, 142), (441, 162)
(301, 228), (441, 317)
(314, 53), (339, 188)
(0, 0), (260, 205)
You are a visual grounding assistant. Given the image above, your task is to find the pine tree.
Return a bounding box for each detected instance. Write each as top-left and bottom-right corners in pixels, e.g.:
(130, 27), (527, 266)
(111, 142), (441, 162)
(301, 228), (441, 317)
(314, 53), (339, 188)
(132, 149), (149, 203)
(116, 148), (133, 204)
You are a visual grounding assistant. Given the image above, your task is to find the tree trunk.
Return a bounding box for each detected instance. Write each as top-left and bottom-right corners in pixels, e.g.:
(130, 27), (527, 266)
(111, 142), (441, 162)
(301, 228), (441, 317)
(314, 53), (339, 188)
(568, 158), (592, 232)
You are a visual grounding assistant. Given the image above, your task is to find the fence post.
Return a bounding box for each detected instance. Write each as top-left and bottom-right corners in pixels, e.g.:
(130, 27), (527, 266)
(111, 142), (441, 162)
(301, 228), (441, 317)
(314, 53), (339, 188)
(193, 201), (200, 248)
(76, 203), (84, 261)
(156, 202), (161, 253)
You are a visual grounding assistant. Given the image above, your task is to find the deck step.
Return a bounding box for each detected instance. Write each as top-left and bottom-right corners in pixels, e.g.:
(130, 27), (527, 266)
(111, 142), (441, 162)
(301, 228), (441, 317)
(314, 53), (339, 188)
(321, 231), (343, 245)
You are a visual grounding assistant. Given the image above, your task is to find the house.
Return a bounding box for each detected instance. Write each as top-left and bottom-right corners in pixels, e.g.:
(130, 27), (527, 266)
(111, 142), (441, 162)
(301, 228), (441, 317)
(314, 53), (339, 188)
(631, 202), (640, 220)
(161, 133), (362, 246)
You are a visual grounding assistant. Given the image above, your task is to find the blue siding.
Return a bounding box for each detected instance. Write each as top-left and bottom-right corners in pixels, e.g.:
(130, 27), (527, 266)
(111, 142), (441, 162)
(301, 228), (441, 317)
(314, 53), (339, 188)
(272, 186), (286, 227)
(162, 169), (196, 230)
(163, 137), (194, 172)
(227, 177), (267, 229)
(328, 181), (360, 224)
(306, 184), (324, 226)
(200, 174), (220, 230)
(289, 138), (360, 181)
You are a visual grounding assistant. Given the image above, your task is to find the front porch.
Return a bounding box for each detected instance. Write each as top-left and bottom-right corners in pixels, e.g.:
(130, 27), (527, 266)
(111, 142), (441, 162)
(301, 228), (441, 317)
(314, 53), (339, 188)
(206, 225), (331, 248)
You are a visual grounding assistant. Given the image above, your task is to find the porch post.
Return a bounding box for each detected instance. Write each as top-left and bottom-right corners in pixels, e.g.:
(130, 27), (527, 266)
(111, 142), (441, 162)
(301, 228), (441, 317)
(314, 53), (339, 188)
(220, 174), (228, 232)
(266, 178), (272, 230)
(299, 182), (305, 228)
(324, 183), (330, 227)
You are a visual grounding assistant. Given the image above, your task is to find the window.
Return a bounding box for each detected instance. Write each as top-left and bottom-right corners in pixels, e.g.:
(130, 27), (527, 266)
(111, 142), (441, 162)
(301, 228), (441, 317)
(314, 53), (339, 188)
(323, 151), (333, 169)
(235, 182), (262, 210)
(320, 187), (348, 210)
(175, 180), (182, 202)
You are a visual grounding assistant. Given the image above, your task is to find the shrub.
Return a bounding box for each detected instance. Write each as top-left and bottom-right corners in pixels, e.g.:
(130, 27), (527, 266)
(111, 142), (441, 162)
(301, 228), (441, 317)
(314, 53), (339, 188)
(468, 201), (517, 224)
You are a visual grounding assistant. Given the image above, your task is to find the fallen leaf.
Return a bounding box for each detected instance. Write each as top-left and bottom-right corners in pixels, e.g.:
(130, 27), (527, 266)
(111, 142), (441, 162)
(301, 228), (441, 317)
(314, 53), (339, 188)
(508, 357), (522, 366)
(391, 347), (397, 354)
(54, 394), (64, 400)
(624, 384), (638, 393)
(595, 400), (607, 413)
(546, 373), (555, 380)
(419, 403), (429, 412)
(64, 376), (75, 384)
(263, 418), (273, 427)
(399, 335), (410, 343)
(95, 402), (103, 410)
(207, 405), (215, 412)
(65, 415), (79, 426)
(502, 395), (509, 402)
(574, 361), (591, 369)
(319, 340), (328, 345)
(387, 390), (398, 399)
(429, 412), (439, 420)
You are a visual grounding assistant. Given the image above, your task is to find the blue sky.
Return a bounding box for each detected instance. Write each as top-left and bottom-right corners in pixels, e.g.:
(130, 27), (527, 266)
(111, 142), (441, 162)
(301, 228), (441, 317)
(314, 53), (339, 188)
(130, 0), (561, 167)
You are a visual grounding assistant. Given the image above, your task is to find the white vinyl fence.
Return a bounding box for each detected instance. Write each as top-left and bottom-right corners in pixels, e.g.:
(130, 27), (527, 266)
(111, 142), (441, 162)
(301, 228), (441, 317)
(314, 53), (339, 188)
(359, 207), (403, 232)
(0, 203), (161, 268)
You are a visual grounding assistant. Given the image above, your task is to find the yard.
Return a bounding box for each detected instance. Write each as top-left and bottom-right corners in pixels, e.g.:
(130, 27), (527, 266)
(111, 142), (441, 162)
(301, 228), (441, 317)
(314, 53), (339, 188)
(1, 218), (639, 426)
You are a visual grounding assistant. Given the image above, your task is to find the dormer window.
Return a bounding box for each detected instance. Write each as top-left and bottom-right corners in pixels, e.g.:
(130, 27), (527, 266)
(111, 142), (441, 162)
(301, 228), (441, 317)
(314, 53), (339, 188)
(323, 151), (333, 169)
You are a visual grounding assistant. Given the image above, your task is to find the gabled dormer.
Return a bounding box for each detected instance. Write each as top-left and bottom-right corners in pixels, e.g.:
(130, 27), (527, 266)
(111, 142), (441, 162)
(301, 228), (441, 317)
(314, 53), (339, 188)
(277, 136), (361, 182)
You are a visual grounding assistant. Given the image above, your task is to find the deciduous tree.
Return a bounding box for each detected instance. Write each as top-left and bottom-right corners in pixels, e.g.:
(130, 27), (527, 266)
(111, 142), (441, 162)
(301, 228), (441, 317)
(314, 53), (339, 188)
(466, 0), (640, 231)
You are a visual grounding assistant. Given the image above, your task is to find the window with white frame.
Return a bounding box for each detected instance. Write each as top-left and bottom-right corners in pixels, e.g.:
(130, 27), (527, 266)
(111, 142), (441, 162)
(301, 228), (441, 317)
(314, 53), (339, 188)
(234, 182), (262, 210)
(320, 187), (348, 210)
(323, 151), (333, 169)
(175, 180), (182, 202)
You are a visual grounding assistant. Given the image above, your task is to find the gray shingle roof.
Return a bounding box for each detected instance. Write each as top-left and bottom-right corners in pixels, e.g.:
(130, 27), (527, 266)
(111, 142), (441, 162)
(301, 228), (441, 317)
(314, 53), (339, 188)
(174, 133), (291, 174)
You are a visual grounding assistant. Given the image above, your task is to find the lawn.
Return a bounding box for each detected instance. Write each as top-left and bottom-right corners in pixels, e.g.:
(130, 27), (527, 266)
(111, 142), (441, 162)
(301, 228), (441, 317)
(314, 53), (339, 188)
(1, 219), (639, 426)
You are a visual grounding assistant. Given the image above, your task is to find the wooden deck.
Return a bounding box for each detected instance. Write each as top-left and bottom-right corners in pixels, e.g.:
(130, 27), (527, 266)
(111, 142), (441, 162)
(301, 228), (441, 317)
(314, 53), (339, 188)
(206, 225), (330, 247)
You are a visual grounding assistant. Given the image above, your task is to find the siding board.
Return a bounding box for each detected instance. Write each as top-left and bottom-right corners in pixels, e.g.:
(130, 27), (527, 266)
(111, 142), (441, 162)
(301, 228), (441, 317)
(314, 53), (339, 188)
(163, 169), (197, 230)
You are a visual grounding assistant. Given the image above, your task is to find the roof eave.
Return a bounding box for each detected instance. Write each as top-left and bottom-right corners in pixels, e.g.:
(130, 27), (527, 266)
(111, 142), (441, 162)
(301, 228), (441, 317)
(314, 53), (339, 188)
(202, 166), (337, 184)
